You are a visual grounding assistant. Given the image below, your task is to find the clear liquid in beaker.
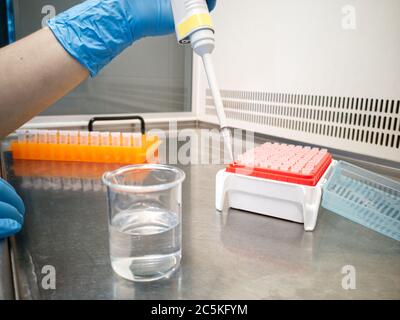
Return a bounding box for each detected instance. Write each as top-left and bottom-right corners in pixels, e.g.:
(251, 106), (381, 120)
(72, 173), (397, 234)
(109, 207), (181, 282)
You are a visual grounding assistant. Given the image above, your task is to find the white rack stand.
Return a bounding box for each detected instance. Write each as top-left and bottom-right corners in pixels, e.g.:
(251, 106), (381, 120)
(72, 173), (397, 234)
(215, 161), (336, 231)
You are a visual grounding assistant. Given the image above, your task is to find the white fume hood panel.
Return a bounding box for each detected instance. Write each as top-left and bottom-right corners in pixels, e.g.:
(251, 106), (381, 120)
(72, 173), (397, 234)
(194, 0), (400, 162)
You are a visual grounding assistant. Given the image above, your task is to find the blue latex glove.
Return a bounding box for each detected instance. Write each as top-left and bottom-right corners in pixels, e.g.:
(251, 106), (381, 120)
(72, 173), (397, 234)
(48, 0), (217, 77)
(0, 178), (25, 239)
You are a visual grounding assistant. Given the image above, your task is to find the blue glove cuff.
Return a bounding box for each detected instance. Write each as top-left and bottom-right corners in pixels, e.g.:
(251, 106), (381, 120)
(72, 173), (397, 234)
(48, 0), (136, 77)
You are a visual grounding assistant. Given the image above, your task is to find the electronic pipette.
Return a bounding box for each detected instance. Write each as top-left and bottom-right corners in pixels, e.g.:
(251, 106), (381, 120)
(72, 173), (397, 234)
(171, 0), (233, 160)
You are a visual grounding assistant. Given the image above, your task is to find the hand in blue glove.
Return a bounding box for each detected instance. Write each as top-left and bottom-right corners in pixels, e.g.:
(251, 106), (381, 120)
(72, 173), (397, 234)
(0, 178), (25, 239)
(48, 0), (217, 77)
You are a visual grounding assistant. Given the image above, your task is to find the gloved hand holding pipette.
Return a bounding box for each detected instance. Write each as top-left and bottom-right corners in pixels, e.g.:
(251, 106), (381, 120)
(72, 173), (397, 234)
(0, 0), (217, 138)
(0, 178), (25, 239)
(48, 0), (216, 77)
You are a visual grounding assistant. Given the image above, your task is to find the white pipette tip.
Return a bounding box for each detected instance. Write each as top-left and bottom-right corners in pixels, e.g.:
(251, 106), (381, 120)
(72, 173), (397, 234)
(221, 127), (234, 162)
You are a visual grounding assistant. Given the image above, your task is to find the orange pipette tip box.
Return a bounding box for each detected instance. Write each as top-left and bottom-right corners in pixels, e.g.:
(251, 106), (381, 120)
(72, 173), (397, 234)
(11, 130), (160, 165)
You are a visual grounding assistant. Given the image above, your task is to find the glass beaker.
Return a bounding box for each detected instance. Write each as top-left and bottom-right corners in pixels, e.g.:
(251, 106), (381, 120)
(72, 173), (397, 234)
(102, 164), (185, 282)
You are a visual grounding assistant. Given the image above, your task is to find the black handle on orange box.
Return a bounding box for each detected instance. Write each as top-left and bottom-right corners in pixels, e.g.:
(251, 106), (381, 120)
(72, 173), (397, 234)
(88, 116), (146, 134)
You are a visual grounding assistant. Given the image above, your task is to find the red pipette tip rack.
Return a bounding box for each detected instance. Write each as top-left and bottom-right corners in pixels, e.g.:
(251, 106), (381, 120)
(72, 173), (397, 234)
(226, 142), (332, 186)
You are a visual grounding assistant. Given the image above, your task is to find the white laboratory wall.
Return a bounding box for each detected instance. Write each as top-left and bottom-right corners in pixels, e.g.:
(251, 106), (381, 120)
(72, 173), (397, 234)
(81, 36), (193, 114)
(195, 0), (400, 162)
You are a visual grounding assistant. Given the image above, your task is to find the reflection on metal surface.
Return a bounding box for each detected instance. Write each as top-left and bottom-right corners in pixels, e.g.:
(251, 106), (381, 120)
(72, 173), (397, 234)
(9, 236), (41, 300)
(218, 209), (315, 271)
(19, 176), (106, 193)
(1, 134), (400, 299)
(112, 270), (183, 300)
(0, 240), (14, 300)
(12, 159), (124, 193)
(13, 160), (124, 179)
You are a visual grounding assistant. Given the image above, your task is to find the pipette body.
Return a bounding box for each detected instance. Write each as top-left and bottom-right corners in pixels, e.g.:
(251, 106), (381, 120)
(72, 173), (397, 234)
(171, 0), (233, 160)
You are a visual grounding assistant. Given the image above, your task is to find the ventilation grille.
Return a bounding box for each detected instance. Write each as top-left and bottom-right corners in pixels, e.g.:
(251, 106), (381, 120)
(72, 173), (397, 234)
(205, 90), (400, 162)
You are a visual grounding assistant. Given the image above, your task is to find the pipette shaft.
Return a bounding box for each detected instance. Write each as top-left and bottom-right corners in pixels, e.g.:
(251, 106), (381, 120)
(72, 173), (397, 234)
(202, 53), (227, 129)
(171, 0), (234, 161)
